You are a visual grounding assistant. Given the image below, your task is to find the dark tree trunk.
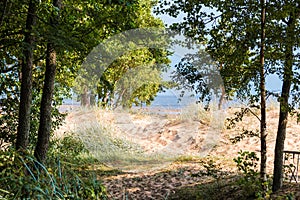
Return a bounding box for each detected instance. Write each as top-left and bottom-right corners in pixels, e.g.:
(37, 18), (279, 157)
(272, 17), (295, 192)
(34, 43), (56, 162)
(259, 0), (267, 194)
(272, 80), (291, 192)
(16, 0), (37, 150)
(34, 0), (62, 163)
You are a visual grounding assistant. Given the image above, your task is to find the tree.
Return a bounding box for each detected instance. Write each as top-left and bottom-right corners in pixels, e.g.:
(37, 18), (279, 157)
(75, 0), (170, 109)
(1, 0), (154, 156)
(259, 0), (267, 193)
(272, 2), (300, 192)
(15, 0), (37, 151)
(157, 0), (300, 193)
(34, 0), (62, 163)
(96, 48), (170, 109)
(33, 0), (163, 161)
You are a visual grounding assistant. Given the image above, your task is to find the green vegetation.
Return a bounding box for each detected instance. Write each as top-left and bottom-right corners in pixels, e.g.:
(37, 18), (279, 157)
(0, 0), (169, 198)
(67, 111), (175, 171)
(2, 0), (300, 199)
(0, 137), (107, 199)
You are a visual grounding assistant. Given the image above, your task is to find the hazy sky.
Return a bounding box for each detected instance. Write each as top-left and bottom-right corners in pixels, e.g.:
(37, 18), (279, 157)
(156, 12), (282, 94)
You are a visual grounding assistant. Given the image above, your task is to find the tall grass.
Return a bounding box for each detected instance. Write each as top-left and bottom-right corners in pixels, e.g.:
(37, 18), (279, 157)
(0, 138), (108, 199)
(66, 104), (226, 171)
(178, 102), (213, 124)
(72, 119), (173, 171)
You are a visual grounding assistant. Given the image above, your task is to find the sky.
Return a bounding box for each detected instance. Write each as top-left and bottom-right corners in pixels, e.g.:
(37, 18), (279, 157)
(155, 11), (283, 96)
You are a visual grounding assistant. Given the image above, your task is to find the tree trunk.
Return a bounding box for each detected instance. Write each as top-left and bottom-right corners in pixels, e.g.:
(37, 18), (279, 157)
(81, 87), (90, 107)
(218, 63), (225, 110)
(90, 91), (96, 106)
(16, 0), (37, 150)
(218, 85), (225, 110)
(272, 17), (295, 192)
(34, 0), (62, 163)
(259, 0), (267, 194)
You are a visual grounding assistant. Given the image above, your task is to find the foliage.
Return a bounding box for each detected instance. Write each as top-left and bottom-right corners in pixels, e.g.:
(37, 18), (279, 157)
(0, 0), (77, 149)
(73, 0), (171, 109)
(0, 70), (20, 147)
(234, 151), (259, 179)
(233, 150), (271, 199)
(155, 0), (258, 102)
(96, 47), (170, 108)
(171, 49), (224, 107)
(229, 128), (260, 144)
(0, 137), (107, 199)
(49, 135), (88, 163)
(200, 158), (221, 180)
(225, 107), (260, 144)
(0, 68), (67, 149)
(0, 0), (166, 154)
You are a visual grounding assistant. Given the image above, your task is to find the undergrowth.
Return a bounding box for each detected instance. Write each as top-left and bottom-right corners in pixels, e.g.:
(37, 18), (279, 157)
(0, 136), (108, 199)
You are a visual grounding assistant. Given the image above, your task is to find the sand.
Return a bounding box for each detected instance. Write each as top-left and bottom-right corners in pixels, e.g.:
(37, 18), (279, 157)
(55, 105), (300, 199)
(56, 105), (300, 173)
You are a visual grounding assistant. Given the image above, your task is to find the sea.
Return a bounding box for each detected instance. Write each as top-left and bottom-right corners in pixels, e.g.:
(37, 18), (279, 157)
(62, 92), (278, 112)
(63, 95), (192, 109)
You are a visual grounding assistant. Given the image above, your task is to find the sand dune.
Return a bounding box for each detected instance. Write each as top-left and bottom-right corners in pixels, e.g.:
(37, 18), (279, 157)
(56, 105), (300, 173)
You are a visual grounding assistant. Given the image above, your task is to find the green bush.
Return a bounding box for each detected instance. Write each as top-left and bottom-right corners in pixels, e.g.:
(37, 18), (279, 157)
(49, 135), (88, 163)
(233, 150), (272, 199)
(0, 140), (107, 199)
(234, 150), (259, 179)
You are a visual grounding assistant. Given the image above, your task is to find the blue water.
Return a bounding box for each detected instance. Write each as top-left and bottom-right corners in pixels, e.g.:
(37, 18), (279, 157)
(145, 95), (192, 109)
(63, 94), (194, 109)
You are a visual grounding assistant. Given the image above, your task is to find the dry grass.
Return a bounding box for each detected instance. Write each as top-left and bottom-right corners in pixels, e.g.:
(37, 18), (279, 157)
(178, 102), (212, 124)
(59, 107), (176, 172)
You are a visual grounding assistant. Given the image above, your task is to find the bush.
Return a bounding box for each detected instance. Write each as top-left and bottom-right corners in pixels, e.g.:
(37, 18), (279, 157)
(233, 150), (271, 199)
(49, 135), (88, 163)
(0, 139), (107, 199)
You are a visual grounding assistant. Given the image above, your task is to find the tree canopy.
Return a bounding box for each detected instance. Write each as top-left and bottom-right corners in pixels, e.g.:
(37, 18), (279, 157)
(0, 0), (167, 155)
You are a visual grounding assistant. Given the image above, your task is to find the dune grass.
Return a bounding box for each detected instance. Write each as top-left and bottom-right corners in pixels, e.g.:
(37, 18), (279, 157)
(67, 103), (227, 171)
(70, 117), (175, 171)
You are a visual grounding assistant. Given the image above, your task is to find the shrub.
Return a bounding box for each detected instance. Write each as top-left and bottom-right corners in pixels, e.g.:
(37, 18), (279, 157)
(0, 140), (107, 199)
(49, 134), (88, 163)
(233, 150), (271, 199)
